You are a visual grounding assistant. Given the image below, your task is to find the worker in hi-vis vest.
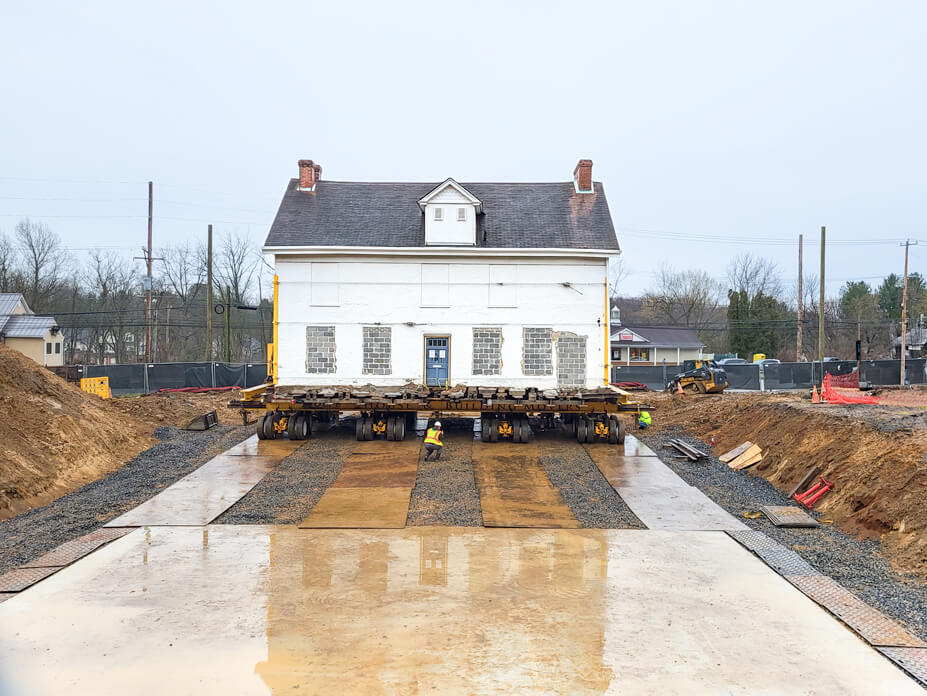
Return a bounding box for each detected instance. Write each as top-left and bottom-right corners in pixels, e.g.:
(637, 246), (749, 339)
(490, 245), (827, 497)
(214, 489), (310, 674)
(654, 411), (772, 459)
(424, 421), (444, 460)
(638, 411), (652, 430)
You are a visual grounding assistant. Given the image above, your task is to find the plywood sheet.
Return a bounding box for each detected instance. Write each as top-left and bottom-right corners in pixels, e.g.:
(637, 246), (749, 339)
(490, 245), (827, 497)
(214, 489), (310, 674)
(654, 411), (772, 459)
(105, 438), (300, 527)
(729, 444), (762, 470)
(299, 488), (412, 528)
(719, 442), (753, 463)
(472, 443), (579, 528)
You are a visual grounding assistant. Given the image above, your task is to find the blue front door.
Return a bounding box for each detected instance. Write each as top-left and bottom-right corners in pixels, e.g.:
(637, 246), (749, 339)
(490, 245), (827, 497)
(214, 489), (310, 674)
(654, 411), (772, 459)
(425, 337), (449, 386)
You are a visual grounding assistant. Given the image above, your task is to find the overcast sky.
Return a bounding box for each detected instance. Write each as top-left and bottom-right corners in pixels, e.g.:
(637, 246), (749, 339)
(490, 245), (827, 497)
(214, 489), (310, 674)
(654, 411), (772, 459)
(1, 1), (924, 297)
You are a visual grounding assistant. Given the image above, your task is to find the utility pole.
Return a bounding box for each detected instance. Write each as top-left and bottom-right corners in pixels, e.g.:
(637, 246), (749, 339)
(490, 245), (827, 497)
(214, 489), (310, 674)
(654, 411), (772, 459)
(900, 240), (917, 386)
(797, 234), (803, 361)
(145, 181), (153, 363)
(225, 286), (231, 362)
(205, 225), (213, 360)
(818, 226), (825, 367)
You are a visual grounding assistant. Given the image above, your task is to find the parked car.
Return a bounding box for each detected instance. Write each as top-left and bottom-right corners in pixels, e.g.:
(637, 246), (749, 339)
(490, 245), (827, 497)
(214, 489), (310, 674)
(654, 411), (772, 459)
(757, 358), (781, 368)
(823, 356), (840, 362)
(718, 358), (749, 365)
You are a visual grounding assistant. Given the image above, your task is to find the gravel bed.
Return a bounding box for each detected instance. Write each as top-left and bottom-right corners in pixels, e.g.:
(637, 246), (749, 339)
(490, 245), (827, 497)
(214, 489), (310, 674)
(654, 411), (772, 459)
(213, 426), (355, 524)
(407, 426), (482, 526)
(641, 427), (927, 641)
(535, 431), (645, 529)
(0, 425), (251, 575)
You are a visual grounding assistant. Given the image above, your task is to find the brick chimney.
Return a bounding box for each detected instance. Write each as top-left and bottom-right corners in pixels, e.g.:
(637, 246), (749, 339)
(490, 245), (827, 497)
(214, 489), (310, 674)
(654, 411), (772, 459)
(298, 159), (322, 190)
(573, 159), (593, 193)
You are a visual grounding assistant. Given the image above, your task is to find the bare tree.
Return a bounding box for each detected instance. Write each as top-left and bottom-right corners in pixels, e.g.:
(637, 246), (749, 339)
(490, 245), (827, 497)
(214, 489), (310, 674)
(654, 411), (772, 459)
(85, 250), (141, 364)
(726, 253), (783, 299)
(15, 218), (69, 311)
(641, 266), (722, 330)
(608, 257), (629, 302)
(0, 230), (19, 292)
(214, 231), (257, 303)
(159, 242), (206, 306)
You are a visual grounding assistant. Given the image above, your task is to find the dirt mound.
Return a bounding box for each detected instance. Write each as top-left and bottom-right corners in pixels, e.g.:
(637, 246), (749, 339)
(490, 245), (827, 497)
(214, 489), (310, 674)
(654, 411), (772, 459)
(0, 344), (241, 520)
(651, 391), (927, 576)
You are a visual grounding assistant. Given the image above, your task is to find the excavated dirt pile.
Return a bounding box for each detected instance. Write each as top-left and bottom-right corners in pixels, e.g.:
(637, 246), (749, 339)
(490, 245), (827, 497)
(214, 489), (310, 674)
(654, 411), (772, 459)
(0, 344), (240, 520)
(649, 391), (927, 576)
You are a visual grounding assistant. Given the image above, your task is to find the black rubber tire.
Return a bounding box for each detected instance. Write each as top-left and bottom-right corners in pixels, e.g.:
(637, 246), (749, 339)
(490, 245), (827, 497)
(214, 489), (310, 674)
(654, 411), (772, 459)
(489, 419), (499, 442)
(396, 416), (406, 441)
(296, 414), (311, 440)
(519, 417), (530, 443)
(616, 416), (627, 445)
(356, 417), (365, 441)
(480, 416), (490, 442)
(262, 414), (277, 440)
(585, 417), (597, 444)
(363, 416), (373, 441)
(386, 416), (395, 441)
(286, 414), (299, 440)
(607, 416), (618, 444)
(257, 414), (269, 440)
(576, 417), (587, 443)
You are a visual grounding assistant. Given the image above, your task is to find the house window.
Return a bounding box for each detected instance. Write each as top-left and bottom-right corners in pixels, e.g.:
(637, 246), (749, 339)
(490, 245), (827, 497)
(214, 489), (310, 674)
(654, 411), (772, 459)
(46, 342), (52, 354)
(433, 207), (443, 221)
(611, 347), (622, 361)
(629, 347), (650, 362)
(457, 207), (466, 222)
(55, 343), (61, 354)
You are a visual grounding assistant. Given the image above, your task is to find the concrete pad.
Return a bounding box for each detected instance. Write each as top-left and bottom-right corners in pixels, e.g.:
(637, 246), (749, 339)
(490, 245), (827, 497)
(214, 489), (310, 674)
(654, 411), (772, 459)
(472, 442), (579, 528)
(299, 488), (412, 528)
(0, 526), (919, 695)
(616, 485), (749, 530)
(105, 439), (300, 527)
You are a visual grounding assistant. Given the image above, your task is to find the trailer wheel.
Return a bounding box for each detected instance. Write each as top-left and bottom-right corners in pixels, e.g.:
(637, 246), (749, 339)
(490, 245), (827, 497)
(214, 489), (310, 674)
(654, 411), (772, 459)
(356, 417), (365, 441)
(607, 416), (618, 444)
(396, 416), (406, 441)
(261, 414), (277, 440)
(489, 419), (499, 442)
(585, 417), (597, 444)
(363, 416), (373, 441)
(576, 417), (587, 443)
(518, 417), (530, 443)
(480, 416), (490, 442)
(257, 413), (269, 440)
(615, 416), (627, 445)
(290, 414), (310, 440)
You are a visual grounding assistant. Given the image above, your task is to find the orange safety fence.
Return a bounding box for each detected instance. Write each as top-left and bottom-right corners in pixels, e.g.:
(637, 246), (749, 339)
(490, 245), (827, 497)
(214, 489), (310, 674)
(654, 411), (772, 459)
(827, 371), (859, 389)
(821, 374), (879, 405)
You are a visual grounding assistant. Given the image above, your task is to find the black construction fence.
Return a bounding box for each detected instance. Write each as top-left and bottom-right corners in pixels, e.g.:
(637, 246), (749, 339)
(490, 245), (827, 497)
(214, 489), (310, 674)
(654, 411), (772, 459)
(50, 361), (269, 395)
(611, 359), (927, 392)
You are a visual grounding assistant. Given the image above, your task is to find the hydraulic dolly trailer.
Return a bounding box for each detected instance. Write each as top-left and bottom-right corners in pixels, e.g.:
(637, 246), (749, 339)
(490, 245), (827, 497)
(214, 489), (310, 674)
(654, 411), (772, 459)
(230, 384), (653, 445)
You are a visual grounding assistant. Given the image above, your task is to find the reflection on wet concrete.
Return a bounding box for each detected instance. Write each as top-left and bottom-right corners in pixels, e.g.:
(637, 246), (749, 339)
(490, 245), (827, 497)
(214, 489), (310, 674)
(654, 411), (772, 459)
(1, 526), (920, 694)
(472, 442), (580, 527)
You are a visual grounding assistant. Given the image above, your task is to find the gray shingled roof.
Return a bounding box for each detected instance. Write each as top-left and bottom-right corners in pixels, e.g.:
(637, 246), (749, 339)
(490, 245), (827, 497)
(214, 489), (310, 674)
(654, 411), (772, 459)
(0, 293), (25, 333)
(265, 179), (619, 250)
(611, 326), (705, 349)
(2, 314), (56, 338)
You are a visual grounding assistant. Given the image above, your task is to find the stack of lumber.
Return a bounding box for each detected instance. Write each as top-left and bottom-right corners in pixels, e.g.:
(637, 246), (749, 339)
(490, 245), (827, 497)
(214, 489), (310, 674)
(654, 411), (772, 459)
(719, 441), (763, 470)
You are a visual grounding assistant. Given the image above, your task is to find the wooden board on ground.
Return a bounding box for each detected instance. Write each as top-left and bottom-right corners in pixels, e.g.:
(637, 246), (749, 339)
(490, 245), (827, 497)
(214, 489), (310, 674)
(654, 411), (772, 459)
(299, 440), (421, 529)
(728, 444), (762, 470)
(732, 452), (763, 471)
(719, 442), (753, 463)
(472, 442), (580, 528)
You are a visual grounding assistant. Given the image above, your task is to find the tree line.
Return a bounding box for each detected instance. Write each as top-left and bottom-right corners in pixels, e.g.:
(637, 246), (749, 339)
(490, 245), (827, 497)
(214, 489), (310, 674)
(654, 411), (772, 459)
(612, 253), (923, 361)
(0, 218), (271, 364)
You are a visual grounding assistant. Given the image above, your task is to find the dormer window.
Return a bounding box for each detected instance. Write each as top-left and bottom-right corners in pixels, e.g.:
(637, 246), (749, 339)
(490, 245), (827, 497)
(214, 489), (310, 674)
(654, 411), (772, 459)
(417, 178), (483, 246)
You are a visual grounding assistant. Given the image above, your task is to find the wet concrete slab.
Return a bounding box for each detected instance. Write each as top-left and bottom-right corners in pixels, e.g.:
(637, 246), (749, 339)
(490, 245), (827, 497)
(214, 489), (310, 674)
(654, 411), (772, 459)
(584, 448), (689, 488)
(0, 526), (920, 695)
(616, 485), (749, 531)
(472, 442), (580, 528)
(299, 440), (420, 528)
(105, 436), (303, 527)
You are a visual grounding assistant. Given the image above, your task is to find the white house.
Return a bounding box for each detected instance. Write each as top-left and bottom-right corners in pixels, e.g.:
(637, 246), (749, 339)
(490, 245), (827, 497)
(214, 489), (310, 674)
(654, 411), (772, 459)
(265, 159), (620, 389)
(0, 293), (63, 366)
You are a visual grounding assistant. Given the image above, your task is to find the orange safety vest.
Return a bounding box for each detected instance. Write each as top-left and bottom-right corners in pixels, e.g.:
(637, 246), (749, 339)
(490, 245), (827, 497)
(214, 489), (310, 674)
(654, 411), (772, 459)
(424, 428), (443, 446)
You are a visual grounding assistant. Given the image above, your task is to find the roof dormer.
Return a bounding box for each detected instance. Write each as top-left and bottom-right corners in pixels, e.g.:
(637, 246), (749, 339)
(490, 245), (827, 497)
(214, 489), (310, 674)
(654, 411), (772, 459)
(418, 179), (482, 246)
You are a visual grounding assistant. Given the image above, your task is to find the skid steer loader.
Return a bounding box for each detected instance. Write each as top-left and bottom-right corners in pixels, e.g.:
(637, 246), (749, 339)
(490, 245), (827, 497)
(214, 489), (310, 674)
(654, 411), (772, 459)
(666, 360), (728, 394)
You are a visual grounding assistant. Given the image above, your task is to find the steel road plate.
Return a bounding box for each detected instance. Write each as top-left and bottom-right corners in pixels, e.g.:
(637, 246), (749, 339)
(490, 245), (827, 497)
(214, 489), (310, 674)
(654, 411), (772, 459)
(299, 487), (412, 528)
(0, 566), (60, 592)
(727, 529), (783, 552)
(22, 528), (133, 568)
(788, 575), (927, 648)
(760, 505), (820, 528)
(877, 648), (927, 687)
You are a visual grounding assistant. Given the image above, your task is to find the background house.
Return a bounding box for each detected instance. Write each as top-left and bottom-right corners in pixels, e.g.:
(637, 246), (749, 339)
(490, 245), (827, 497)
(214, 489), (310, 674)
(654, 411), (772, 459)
(267, 159), (619, 389)
(610, 321), (705, 366)
(0, 293), (63, 366)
